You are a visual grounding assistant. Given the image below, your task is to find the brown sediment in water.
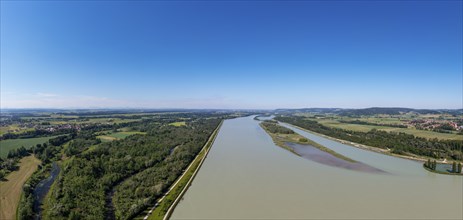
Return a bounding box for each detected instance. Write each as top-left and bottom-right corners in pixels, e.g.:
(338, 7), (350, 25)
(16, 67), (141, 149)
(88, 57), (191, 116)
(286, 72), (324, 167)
(286, 142), (387, 174)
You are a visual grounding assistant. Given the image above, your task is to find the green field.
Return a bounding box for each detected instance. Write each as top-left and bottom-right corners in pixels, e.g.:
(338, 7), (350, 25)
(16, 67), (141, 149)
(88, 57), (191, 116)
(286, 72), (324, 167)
(97, 131), (146, 142)
(169, 121), (186, 127)
(316, 119), (462, 140)
(0, 136), (59, 158)
(350, 117), (403, 125)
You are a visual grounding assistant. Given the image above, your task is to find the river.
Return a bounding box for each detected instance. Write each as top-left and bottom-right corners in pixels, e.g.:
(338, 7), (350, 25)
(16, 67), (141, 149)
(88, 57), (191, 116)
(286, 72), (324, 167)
(33, 162), (60, 220)
(171, 116), (462, 219)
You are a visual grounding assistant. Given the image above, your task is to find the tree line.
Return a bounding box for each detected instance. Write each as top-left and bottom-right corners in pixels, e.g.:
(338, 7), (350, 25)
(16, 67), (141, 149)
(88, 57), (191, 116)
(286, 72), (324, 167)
(424, 159), (462, 174)
(338, 119), (408, 128)
(260, 121), (295, 134)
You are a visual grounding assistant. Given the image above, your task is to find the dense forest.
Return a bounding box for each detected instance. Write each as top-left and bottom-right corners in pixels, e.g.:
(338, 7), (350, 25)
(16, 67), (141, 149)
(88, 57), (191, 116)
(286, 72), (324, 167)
(275, 116), (463, 161)
(338, 119), (408, 128)
(41, 117), (222, 220)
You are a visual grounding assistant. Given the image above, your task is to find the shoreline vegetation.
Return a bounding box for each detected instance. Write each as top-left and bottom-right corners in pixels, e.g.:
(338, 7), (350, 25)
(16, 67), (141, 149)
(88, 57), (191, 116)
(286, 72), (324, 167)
(423, 165), (463, 176)
(423, 159), (463, 176)
(276, 118), (463, 176)
(259, 121), (357, 163)
(145, 120), (223, 220)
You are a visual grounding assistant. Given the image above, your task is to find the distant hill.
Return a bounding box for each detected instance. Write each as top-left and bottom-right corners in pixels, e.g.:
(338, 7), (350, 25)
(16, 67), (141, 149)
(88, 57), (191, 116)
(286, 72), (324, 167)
(274, 108), (343, 114)
(339, 107), (463, 116)
(339, 107), (432, 116)
(275, 107), (463, 116)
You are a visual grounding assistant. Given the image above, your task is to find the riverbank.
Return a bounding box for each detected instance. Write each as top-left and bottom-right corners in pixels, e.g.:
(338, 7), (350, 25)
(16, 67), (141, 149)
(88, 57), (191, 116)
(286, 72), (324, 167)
(258, 123), (301, 156)
(32, 162), (60, 219)
(40, 161), (63, 219)
(260, 122), (357, 163)
(143, 120), (223, 220)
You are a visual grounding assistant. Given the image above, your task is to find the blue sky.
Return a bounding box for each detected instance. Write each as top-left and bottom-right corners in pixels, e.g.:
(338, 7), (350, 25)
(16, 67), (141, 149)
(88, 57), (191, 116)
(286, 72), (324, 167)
(1, 1), (462, 109)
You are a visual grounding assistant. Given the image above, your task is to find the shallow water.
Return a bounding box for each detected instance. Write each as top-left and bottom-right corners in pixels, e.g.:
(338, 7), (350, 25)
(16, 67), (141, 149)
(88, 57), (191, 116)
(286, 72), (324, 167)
(286, 142), (386, 173)
(171, 116), (463, 219)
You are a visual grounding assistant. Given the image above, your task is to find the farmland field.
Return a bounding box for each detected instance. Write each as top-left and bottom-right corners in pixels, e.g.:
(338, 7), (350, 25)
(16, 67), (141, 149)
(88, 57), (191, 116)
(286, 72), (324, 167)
(0, 136), (60, 158)
(0, 155), (41, 220)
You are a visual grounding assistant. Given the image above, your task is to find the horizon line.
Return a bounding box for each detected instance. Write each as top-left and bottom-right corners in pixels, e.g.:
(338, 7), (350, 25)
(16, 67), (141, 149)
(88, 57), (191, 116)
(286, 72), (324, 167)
(1, 107), (462, 111)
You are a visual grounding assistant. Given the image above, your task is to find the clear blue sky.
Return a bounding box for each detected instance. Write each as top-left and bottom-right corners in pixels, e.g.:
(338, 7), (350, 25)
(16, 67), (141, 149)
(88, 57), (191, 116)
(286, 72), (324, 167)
(1, 0), (462, 109)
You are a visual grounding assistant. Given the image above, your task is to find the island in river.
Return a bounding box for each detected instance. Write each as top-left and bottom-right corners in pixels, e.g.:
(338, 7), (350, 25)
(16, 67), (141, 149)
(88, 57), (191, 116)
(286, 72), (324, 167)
(260, 120), (385, 173)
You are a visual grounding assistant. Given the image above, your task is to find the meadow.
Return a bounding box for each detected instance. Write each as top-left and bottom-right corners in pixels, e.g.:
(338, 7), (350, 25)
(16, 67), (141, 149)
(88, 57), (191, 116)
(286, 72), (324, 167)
(169, 121), (186, 127)
(0, 136), (59, 158)
(0, 155), (41, 220)
(97, 131), (147, 142)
